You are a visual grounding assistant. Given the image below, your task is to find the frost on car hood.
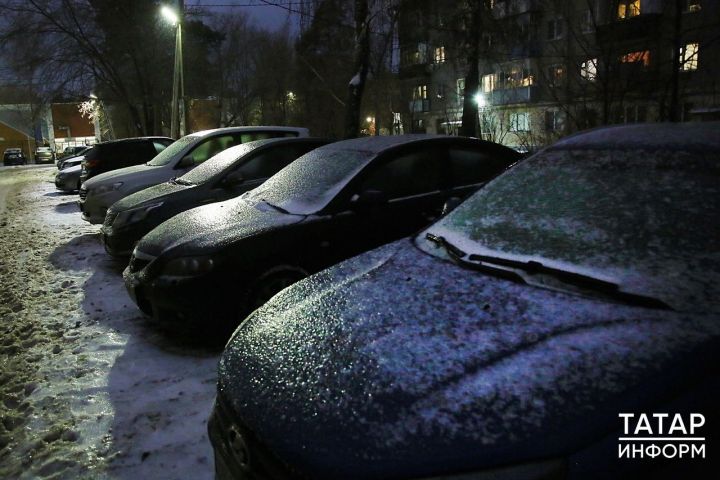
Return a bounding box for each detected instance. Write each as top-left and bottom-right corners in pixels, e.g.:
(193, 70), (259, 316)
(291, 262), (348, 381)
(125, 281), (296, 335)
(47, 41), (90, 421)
(83, 163), (161, 188)
(136, 196), (304, 256)
(111, 181), (188, 212)
(219, 239), (720, 479)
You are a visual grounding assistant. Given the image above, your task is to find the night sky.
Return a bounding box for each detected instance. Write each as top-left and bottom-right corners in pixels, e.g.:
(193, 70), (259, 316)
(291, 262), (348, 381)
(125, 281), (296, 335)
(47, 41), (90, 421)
(187, 0), (295, 31)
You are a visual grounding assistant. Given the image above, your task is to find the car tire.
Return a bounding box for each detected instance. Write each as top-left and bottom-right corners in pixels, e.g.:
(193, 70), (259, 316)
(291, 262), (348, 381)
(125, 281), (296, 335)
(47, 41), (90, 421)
(249, 266), (307, 310)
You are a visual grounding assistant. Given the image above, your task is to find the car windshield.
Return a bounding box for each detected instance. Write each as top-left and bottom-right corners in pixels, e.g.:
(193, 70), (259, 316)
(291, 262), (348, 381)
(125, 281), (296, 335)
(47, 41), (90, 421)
(419, 147), (720, 313)
(180, 141), (266, 185)
(146, 135), (197, 166)
(244, 147), (374, 215)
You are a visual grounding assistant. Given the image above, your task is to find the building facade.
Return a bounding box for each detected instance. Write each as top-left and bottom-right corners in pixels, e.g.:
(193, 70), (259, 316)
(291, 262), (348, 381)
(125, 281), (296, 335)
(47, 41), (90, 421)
(399, 0), (719, 151)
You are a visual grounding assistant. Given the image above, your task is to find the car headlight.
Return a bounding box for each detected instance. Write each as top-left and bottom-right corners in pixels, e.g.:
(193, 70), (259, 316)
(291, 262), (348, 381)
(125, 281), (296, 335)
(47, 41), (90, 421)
(112, 202), (164, 228)
(161, 255), (216, 277)
(94, 182), (124, 195)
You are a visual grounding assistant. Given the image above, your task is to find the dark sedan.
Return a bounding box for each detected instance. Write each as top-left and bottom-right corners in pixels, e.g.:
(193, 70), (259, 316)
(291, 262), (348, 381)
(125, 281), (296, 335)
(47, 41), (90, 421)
(101, 137), (332, 257)
(210, 123), (719, 480)
(123, 135), (520, 330)
(3, 148), (27, 166)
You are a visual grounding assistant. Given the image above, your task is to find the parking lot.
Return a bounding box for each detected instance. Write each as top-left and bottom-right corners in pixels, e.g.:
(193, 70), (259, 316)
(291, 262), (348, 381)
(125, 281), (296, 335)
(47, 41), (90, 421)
(0, 166), (218, 479)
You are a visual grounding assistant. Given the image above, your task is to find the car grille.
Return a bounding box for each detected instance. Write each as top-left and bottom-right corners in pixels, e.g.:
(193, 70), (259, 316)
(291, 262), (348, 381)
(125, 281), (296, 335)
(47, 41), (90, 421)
(79, 186), (88, 201)
(210, 394), (300, 480)
(128, 250), (156, 273)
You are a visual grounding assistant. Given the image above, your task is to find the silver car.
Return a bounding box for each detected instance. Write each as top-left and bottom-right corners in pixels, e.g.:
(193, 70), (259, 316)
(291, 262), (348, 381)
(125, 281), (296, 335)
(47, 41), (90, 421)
(54, 161), (84, 191)
(79, 126), (309, 224)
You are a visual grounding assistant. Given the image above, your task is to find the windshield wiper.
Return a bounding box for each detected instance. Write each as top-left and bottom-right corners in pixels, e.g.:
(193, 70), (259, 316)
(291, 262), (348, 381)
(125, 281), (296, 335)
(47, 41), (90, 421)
(259, 199), (290, 214)
(425, 233), (672, 310)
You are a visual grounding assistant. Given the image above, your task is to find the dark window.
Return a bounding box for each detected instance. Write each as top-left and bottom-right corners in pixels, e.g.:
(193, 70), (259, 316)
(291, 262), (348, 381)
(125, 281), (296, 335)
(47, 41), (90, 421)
(153, 141), (171, 153)
(186, 135), (239, 165)
(233, 145), (304, 181)
(448, 148), (509, 186)
(358, 150), (444, 199)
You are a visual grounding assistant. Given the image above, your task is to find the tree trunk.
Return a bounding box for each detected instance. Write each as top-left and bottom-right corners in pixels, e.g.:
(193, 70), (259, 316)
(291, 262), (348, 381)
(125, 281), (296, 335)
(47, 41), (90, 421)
(344, 0), (370, 139)
(459, 1), (482, 137)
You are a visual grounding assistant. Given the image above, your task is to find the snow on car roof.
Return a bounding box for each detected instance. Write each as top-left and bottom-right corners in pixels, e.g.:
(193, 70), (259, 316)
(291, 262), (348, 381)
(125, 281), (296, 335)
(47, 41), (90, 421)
(551, 122), (720, 151)
(322, 134), (454, 154)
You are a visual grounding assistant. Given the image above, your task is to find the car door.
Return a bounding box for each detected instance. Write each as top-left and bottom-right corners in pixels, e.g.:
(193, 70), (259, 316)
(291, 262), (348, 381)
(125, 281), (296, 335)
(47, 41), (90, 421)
(301, 145), (449, 269)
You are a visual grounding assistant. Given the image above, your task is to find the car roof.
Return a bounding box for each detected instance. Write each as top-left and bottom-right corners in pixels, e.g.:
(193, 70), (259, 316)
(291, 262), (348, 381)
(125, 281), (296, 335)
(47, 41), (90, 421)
(320, 134), (502, 155)
(551, 122), (720, 152)
(187, 126), (309, 138)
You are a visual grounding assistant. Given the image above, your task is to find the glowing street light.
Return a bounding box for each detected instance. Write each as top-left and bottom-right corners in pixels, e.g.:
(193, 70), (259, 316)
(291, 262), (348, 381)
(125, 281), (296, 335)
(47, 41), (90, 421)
(162, 3), (184, 138)
(474, 93), (487, 108)
(161, 5), (179, 25)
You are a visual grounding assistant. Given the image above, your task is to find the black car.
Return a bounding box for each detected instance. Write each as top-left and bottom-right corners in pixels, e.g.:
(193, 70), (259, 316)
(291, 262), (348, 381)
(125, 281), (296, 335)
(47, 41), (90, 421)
(101, 137), (332, 257)
(3, 148), (27, 166)
(210, 123), (720, 480)
(123, 135), (520, 330)
(79, 136), (173, 183)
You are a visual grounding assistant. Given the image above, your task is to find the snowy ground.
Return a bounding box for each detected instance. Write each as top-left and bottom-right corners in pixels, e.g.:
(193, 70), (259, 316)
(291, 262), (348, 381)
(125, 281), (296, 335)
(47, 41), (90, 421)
(0, 166), (219, 479)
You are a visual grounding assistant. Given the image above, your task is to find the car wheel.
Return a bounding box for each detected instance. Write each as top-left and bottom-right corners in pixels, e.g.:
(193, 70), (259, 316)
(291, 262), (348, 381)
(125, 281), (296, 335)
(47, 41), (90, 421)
(249, 267), (307, 310)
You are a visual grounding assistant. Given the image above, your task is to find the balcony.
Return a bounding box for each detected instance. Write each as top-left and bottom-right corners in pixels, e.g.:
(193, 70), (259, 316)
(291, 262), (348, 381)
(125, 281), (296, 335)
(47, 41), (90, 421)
(492, 0), (541, 19)
(490, 86), (539, 105)
(597, 13), (664, 44)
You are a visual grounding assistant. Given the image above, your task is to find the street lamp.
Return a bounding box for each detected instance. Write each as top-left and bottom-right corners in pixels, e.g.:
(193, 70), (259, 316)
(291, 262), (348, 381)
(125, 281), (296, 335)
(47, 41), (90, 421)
(474, 93), (489, 139)
(162, 3), (184, 139)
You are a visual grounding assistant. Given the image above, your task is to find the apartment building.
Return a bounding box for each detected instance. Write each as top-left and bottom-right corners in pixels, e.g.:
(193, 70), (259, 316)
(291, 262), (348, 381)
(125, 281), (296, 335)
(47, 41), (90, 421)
(398, 0), (719, 151)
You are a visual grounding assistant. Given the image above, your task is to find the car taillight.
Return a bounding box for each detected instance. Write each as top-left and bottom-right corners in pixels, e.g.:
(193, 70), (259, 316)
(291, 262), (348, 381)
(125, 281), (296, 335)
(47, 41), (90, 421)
(85, 159), (99, 168)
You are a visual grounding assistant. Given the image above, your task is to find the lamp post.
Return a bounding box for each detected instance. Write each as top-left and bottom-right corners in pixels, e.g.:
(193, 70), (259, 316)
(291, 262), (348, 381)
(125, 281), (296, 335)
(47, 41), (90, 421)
(474, 93), (488, 140)
(162, 3), (184, 139)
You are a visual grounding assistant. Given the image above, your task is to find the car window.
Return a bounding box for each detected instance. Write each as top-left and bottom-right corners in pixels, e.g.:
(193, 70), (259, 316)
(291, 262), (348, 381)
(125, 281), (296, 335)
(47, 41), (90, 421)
(449, 148), (512, 186)
(186, 135), (238, 165)
(357, 150), (444, 199)
(233, 145), (303, 181)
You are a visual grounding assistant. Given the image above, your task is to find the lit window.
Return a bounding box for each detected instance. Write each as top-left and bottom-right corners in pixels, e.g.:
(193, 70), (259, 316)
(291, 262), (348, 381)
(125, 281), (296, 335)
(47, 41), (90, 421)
(482, 74), (497, 92)
(413, 85), (428, 100)
(510, 112), (530, 132)
(581, 58), (598, 80)
(434, 46), (446, 64)
(685, 0), (701, 12)
(547, 18), (564, 40)
(680, 43), (699, 71)
(503, 65), (534, 88)
(547, 65), (565, 86)
(620, 50), (650, 67)
(544, 110), (563, 132)
(618, 0), (640, 19)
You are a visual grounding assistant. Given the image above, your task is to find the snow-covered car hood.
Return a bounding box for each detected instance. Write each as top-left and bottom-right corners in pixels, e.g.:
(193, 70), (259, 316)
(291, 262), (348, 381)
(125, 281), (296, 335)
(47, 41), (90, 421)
(219, 238), (720, 479)
(136, 196), (305, 257)
(111, 181), (190, 212)
(82, 163), (164, 189)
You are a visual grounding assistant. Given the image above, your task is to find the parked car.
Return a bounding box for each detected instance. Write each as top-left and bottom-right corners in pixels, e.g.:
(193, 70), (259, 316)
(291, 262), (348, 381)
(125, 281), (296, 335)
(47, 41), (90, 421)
(3, 148), (27, 166)
(34, 146), (55, 164)
(102, 137), (332, 257)
(55, 163), (84, 192)
(123, 134), (520, 330)
(60, 145), (89, 159)
(79, 136), (173, 183)
(57, 147), (91, 169)
(209, 123), (720, 480)
(79, 126), (309, 224)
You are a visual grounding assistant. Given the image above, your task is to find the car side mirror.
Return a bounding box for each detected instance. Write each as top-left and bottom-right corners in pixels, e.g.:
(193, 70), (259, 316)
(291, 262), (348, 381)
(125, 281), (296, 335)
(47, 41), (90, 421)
(177, 155), (194, 169)
(350, 189), (388, 209)
(442, 196), (463, 216)
(221, 170), (244, 187)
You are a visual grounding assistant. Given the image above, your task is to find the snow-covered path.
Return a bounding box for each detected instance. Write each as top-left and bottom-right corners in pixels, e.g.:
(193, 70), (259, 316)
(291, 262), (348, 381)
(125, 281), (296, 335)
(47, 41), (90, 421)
(0, 167), (219, 479)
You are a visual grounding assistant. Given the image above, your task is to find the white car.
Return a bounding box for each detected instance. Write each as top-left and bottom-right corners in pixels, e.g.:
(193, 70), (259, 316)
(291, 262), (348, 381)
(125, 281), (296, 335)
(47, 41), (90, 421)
(78, 126), (309, 224)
